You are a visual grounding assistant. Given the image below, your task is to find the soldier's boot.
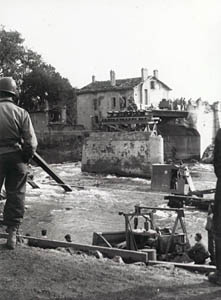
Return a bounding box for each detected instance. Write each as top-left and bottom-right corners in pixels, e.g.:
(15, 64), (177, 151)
(6, 226), (17, 250)
(208, 238), (221, 285)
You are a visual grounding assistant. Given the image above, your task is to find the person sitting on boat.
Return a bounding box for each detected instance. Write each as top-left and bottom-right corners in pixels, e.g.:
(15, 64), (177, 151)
(187, 233), (209, 264)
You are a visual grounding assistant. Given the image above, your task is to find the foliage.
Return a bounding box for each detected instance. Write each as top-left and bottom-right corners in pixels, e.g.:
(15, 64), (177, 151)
(0, 26), (76, 123)
(0, 26), (42, 84)
(20, 65), (77, 124)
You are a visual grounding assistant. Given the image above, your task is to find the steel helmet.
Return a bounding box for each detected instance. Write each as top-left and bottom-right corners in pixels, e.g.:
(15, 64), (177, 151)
(0, 77), (17, 96)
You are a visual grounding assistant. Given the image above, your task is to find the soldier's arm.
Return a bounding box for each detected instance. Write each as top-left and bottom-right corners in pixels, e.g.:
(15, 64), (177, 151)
(21, 111), (38, 162)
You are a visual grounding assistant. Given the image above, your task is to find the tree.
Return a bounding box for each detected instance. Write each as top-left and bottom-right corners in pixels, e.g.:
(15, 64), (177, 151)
(0, 26), (76, 123)
(20, 65), (77, 124)
(0, 26), (42, 83)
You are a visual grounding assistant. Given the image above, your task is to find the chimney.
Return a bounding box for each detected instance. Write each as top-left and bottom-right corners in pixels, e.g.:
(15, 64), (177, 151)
(141, 68), (148, 81)
(153, 70), (158, 79)
(92, 75), (96, 83)
(110, 70), (116, 86)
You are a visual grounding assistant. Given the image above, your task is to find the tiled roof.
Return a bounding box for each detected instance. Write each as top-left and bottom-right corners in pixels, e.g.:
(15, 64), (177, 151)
(77, 77), (142, 94)
(77, 76), (172, 94)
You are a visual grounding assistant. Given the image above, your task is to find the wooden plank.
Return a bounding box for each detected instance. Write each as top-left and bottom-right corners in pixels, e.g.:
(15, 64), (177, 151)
(27, 178), (40, 189)
(93, 232), (112, 248)
(0, 232), (214, 272)
(0, 233), (148, 263)
(32, 153), (72, 192)
(165, 194), (214, 202)
(190, 189), (216, 196)
(186, 174), (195, 192)
(148, 260), (216, 273)
(45, 183), (84, 190)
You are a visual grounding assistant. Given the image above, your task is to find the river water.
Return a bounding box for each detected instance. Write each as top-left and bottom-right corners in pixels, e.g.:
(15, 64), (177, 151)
(0, 162), (217, 247)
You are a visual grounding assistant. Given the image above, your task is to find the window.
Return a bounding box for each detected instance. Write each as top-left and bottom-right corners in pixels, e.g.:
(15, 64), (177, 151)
(49, 110), (61, 122)
(150, 81), (155, 89)
(145, 89), (148, 105)
(111, 97), (116, 109)
(93, 99), (98, 110)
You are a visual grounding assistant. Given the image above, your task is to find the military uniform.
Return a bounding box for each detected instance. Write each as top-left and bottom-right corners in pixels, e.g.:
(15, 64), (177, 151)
(0, 77), (37, 249)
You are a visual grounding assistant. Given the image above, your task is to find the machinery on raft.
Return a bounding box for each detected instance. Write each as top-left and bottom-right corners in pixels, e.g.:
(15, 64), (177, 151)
(93, 205), (190, 262)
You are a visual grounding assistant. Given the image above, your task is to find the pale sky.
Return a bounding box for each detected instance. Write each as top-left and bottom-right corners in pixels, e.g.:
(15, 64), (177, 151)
(1, 0), (221, 102)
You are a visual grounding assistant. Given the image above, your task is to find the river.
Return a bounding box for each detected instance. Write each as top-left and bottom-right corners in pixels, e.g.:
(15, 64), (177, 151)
(0, 162), (217, 247)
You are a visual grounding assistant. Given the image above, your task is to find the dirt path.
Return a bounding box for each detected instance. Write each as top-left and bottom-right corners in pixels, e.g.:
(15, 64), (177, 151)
(0, 240), (220, 300)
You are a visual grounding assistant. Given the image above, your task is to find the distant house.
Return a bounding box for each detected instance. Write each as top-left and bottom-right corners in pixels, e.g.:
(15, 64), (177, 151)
(77, 68), (172, 130)
(29, 100), (69, 133)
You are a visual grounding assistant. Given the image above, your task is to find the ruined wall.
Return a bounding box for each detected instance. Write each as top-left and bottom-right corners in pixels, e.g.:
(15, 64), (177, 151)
(195, 104), (214, 157)
(185, 101), (221, 157)
(81, 132), (164, 178)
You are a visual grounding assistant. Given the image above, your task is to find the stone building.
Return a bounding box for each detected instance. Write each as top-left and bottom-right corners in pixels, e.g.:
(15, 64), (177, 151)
(77, 68), (172, 130)
(29, 99), (83, 163)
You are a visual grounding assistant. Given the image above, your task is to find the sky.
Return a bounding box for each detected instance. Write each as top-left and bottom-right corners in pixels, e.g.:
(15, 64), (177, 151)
(1, 0), (221, 102)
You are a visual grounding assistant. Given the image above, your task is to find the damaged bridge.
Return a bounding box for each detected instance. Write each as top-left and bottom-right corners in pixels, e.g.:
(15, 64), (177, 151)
(81, 131), (163, 178)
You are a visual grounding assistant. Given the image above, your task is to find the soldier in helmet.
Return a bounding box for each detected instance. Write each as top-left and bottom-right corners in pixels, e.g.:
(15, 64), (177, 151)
(0, 77), (37, 249)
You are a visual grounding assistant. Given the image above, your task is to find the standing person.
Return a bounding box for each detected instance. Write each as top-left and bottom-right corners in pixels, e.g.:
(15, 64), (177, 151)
(205, 204), (215, 265)
(209, 128), (221, 284)
(0, 77), (38, 249)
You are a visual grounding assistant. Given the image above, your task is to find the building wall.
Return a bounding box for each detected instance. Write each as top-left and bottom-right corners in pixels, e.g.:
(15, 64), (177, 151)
(133, 85), (141, 108)
(77, 83), (170, 130)
(148, 81), (170, 108)
(77, 90), (134, 130)
(143, 79), (169, 109)
(133, 80), (170, 110)
(81, 132), (164, 178)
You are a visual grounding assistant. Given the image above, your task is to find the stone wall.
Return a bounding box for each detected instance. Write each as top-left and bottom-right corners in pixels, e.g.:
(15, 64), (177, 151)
(81, 132), (164, 178)
(34, 129), (85, 163)
(30, 111), (85, 163)
(30, 111), (48, 133)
